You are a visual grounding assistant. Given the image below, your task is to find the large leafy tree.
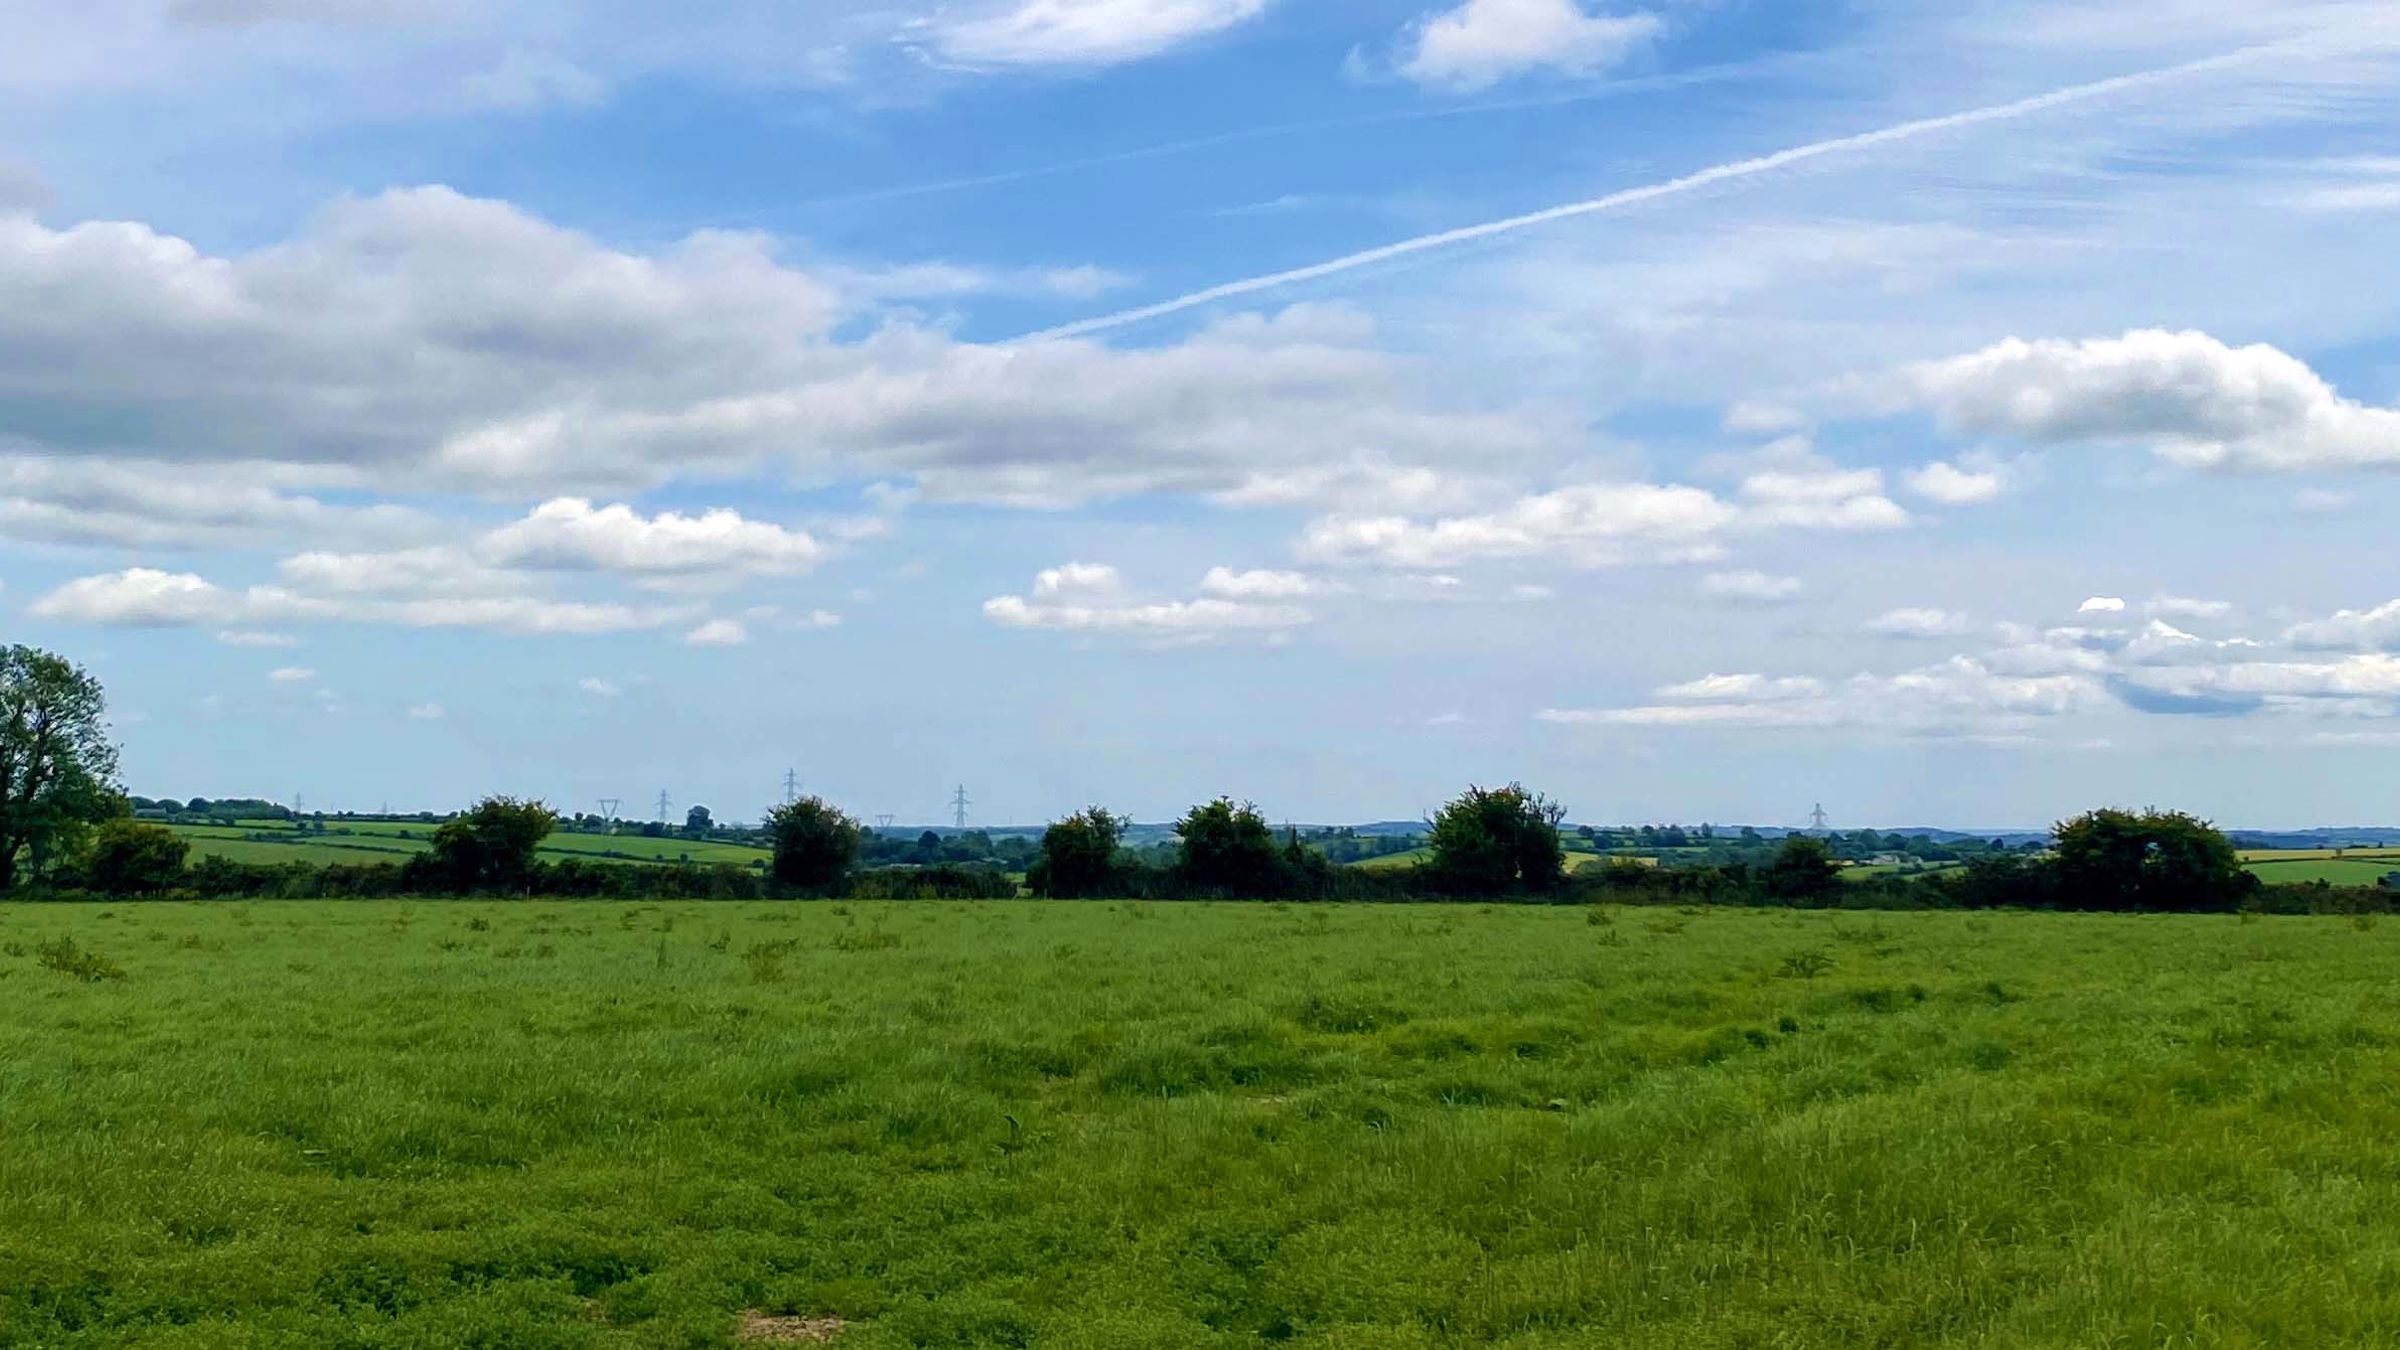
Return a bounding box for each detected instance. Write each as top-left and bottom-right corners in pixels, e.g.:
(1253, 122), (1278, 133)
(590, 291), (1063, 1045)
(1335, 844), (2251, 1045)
(88, 819), (190, 896)
(0, 646), (123, 891)
(1028, 807), (1126, 899)
(1424, 784), (1566, 895)
(767, 796), (860, 890)
(1761, 835), (1844, 904)
(2052, 809), (2255, 911)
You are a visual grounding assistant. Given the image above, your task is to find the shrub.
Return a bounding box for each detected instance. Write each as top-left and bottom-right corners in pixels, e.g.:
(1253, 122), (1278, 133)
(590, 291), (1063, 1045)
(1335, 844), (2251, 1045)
(1027, 808), (1126, 899)
(87, 819), (189, 896)
(1424, 784), (1566, 895)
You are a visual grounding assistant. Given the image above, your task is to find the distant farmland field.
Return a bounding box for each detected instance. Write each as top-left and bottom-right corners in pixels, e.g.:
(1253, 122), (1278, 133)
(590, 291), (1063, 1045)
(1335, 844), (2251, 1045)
(167, 821), (773, 870)
(8, 902), (2400, 1346)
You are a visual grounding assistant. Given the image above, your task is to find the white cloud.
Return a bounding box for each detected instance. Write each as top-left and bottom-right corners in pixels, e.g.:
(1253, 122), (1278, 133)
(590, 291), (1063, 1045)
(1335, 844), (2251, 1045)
(1866, 606), (1974, 638)
(2288, 600), (2400, 653)
(1541, 656), (2103, 735)
(268, 666), (316, 683)
(1199, 567), (1318, 600)
(406, 701), (444, 720)
(216, 629), (298, 648)
(684, 618), (749, 647)
(1734, 466), (1910, 531)
(1697, 570), (1803, 606)
(984, 564), (1311, 641)
(926, 0), (1273, 67)
(2078, 596), (2127, 614)
(30, 567), (686, 636)
(1895, 329), (2400, 473)
(2148, 595), (2232, 620)
(481, 498), (823, 580)
(1297, 481), (1732, 570)
(2293, 487), (2354, 514)
(1904, 460), (2008, 505)
(1655, 672), (1827, 702)
(1394, 0), (1662, 92)
(578, 677), (624, 698)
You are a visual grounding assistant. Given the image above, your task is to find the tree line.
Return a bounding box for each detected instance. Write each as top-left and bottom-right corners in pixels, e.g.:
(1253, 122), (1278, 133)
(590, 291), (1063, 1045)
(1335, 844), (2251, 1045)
(0, 644), (2355, 912)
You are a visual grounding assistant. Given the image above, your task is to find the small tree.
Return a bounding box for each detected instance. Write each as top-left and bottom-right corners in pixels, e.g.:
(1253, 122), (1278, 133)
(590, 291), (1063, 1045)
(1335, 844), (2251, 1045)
(684, 804), (713, 837)
(1173, 798), (1285, 896)
(1, 646), (123, 890)
(1761, 835), (1843, 904)
(767, 796), (860, 890)
(425, 796), (558, 893)
(1425, 784), (1566, 895)
(1028, 807), (1125, 899)
(88, 819), (189, 895)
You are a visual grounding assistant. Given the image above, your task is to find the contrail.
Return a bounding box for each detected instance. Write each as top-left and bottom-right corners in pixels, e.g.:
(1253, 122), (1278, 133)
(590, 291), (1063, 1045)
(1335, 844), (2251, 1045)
(1021, 44), (2276, 343)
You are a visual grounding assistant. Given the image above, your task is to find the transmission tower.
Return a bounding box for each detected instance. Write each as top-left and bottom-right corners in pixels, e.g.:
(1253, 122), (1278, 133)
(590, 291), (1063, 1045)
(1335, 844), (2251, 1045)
(950, 784), (970, 831)
(1809, 802), (1830, 834)
(782, 769), (800, 804)
(655, 789), (672, 824)
(597, 798), (621, 833)
(875, 814), (896, 830)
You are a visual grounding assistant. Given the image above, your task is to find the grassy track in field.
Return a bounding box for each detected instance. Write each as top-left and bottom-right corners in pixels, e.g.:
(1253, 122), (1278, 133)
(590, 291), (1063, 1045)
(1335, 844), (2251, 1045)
(7, 903), (2400, 1347)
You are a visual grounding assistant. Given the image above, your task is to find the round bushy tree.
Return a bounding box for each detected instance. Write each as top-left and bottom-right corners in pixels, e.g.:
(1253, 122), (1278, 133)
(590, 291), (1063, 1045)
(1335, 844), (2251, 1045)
(424, 796), (559, 893)
(1761, 835), (1843, 904)
(767, 796), (860, 891)
(1028, 807), (1125, 899)
(1425, 784), (1566, 895)
(88, 819), (190, 896)
(1173, 798), (1285, 897)
(2052, 809), (2254, 911)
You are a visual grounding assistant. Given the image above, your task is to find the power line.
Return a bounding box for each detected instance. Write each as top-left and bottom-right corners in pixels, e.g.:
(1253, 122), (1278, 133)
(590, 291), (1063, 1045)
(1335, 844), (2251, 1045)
(951, 784), (970, 831)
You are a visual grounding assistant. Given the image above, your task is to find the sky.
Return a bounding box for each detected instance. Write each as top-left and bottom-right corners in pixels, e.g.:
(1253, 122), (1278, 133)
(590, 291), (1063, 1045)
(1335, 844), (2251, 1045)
(5, 0), (2400, 829)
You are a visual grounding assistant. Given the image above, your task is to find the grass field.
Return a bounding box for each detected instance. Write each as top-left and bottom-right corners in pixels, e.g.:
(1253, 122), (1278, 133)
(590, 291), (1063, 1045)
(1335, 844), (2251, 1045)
(8, 903), (2400, 1347)
(167, 822), (773, 871)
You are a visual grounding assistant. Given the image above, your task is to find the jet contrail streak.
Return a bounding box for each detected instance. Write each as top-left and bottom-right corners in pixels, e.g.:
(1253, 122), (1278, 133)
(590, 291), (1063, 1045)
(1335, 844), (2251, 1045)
(1020, 45), (2274, 344)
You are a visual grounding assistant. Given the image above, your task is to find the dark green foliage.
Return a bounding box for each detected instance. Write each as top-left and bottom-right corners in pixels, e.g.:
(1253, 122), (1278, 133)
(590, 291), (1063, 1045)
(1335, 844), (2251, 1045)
(1762, 835), (1844, 904)
(1028, 807), (1126, 898)
(2052, 808), (2258, 911)
(1424, 784), (1567, 895)
(683, 804), (712, 837)
(1172, 798), (1284, 896)
(765, 796), (860, 890)
(86, 819), (188, 896)
(34, 934), (122, 981)
(0, 646), (122, 891)
(849, 865), (1018, 900)
(417, 797), (558, 894)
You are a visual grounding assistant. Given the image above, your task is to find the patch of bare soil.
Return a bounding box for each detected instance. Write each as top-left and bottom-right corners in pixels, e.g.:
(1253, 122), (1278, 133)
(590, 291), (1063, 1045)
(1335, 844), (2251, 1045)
(735, 1310), (847, 1343)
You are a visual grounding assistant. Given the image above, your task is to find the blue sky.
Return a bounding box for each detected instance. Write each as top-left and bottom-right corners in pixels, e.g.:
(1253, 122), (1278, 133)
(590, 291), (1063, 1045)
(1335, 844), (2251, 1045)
(5, 0), (2400, 828)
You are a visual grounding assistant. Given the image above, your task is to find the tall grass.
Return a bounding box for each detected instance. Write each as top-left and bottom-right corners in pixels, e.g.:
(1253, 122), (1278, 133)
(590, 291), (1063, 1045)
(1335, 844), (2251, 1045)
(4, 902), (2398, 1346)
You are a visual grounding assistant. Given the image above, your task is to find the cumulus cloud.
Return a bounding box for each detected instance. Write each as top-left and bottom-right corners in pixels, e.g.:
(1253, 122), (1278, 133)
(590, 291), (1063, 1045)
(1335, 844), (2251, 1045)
(1904, 459), (2009, 505)
(481, 498), (823, 579)
(578, 677), (624, 697)
(267, 666), (316, 684)
(1734, 466), (1910, 531)
(2148, 595), (2232, 620)
(984, 564), (1311, 641)
(0, 456), (432, 551)
(1542, 656), (2102, 735)
(2079, 596), (2127, 614)
(1296, 482), (1732, 570)
(925, 0), (1274, 67)
(0, 190), (1532, 514)
(684, 618), (749, 647)
(1866, 606), (1974, 638)
(1199, 567), (1318, 599)
(1894, 329), (2400, 473)
(1393, 0), (1662, 92)
(1697, 570), (1804, 605)
(2288, 599), (2400, 652)
(29, 567), (686, 636)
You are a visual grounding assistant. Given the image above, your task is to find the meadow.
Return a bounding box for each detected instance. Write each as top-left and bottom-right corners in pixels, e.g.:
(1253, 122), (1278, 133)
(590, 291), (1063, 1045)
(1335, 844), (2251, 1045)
(165, 820), (775, 871)
(6, 902), (2400, 1348)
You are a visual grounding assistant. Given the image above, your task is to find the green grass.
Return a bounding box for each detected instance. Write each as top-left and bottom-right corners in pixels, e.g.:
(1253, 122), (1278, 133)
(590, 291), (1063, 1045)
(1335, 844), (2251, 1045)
(7, 903), (2400, 1347)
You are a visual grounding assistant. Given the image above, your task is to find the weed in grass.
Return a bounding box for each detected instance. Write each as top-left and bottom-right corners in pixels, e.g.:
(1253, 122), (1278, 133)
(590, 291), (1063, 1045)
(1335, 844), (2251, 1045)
(35, 935), (123, 982)
(1777, 950), (1834, 979)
